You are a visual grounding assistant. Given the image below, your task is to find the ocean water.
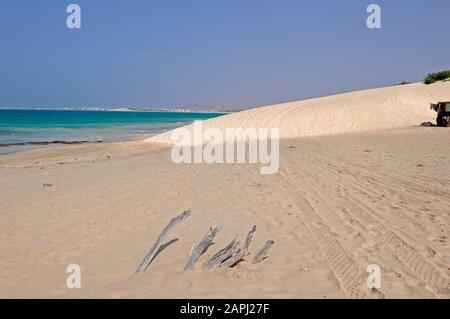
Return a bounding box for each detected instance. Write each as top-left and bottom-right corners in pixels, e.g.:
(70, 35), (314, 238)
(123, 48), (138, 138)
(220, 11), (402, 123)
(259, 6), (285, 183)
(0, 109), (224, 152)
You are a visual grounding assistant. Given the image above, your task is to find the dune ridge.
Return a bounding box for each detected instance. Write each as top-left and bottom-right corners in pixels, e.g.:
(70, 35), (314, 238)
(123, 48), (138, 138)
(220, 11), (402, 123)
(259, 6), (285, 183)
(146, 82), (450, 144)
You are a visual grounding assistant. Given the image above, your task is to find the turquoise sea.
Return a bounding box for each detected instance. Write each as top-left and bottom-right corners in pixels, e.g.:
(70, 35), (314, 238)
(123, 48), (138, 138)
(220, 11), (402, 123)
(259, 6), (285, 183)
(0, 109), (224, 152)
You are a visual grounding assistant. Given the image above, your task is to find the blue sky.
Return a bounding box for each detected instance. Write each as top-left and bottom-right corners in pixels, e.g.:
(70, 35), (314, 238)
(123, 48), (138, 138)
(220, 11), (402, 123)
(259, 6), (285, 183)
(0, 0), (449, 109)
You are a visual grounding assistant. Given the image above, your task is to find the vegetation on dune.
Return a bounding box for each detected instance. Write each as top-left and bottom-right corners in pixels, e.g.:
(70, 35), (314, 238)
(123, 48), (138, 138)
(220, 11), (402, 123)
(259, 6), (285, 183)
(424, 70), (450, 85)
(394, 81), (411, 86)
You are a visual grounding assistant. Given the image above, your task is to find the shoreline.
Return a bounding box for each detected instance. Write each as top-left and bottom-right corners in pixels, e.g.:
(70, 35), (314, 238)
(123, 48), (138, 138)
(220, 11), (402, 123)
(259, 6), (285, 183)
(0, 133), (156, 156)
(0, 140), (102, 147)
(0, 109), (227, 155)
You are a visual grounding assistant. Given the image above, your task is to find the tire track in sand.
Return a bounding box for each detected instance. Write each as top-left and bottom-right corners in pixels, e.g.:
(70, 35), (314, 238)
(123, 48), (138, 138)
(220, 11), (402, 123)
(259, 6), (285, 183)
(278, 155), (385, 299)
(285, 147), (450, 297)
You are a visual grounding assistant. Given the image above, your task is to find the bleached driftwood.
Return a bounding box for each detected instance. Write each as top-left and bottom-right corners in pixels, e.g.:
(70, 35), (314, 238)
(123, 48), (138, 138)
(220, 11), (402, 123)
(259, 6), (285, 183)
(136, 210), (191, 273)
(206, 238), (240, 269)
(252, 240), (274, 264)
(221, 225), (256, 268)
(184, 225), (223, 271)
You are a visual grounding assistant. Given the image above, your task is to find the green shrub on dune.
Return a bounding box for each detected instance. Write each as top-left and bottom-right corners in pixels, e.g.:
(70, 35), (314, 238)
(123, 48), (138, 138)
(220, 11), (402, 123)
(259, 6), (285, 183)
(424, 70), (450, 84)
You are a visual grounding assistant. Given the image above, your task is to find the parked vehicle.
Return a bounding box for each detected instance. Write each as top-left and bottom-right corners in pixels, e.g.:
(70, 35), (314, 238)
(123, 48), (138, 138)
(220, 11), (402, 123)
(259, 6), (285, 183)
(430, 101), (450, 127)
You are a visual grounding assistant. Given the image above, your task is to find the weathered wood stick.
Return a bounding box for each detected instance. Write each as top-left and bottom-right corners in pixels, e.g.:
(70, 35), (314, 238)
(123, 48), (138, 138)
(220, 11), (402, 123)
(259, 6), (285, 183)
(252, 240), (274, 264)
(206, 238), (240, 269)
(136, 210), (191, 273)
(221, 225), (256, 268)
(184, 225), (223, 271)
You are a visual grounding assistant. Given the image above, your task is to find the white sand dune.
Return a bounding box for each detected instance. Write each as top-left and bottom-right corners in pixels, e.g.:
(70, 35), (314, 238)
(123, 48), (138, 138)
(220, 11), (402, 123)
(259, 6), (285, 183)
(147, 81), (450, 144)
(0, 82), (449, 299)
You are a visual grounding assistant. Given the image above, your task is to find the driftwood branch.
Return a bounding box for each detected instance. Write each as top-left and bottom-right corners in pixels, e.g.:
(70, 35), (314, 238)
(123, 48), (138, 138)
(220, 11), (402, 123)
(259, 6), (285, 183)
(252, 240), (274, 264)
(184, 225), (223, 271)
(136, 210), (191, 273)
(206, 238), (240, 269)
(221, 225), (256, 268)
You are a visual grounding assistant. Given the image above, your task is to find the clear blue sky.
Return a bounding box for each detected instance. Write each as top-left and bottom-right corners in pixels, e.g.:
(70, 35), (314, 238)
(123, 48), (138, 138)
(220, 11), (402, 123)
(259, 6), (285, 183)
(0, 0), (449, 109)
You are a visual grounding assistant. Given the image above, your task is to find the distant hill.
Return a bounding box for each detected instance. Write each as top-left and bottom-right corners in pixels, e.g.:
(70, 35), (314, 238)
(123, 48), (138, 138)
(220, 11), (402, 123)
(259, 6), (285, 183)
(108, 105), (243, 113)
(172, 105), (243, 113)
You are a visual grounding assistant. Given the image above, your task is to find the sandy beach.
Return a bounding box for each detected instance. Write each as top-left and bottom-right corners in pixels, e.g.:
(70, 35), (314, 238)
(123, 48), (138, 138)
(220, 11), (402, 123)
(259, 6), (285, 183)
(1, 82), (449, 299)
